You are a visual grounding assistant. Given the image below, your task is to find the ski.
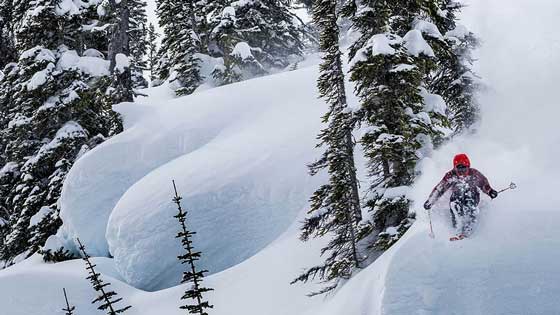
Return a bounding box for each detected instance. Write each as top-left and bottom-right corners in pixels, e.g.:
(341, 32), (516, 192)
(449, 234), (467, 242)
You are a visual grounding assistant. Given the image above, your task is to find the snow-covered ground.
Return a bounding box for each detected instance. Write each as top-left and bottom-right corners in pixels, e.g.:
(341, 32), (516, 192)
(2, 0), (560, 314)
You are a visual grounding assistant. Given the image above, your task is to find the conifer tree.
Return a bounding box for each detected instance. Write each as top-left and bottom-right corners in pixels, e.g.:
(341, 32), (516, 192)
(0, 1), (121, 263)
(0, 0), (16, 68)
(427, 0), (479, 133)
(62, 288), (76, 315)
(172, 181), (213, 315)
(152, 0), (176, 84)
(155, 0), (202, 95)
(147, 23), (159, 83)
(104, 0), (134, 103)
(348, 0), (449, 249)
(210, 0), (304, 84)
(209, 5), (242, 85)
(291, 0), (362, 296)
(171, 19), (202, 96)
(77, 238), (131, 314)
(10, 0), (30, 38)
(128, 0), (149, 89)
(79, 4), (109, 55)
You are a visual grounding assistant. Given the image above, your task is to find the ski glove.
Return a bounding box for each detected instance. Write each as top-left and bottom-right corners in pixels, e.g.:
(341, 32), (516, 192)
(489, 189), (498, 199)
(423, 200), (432, 210)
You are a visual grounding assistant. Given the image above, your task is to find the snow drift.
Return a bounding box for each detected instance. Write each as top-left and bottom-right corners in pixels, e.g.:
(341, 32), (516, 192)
(58, 66), (326, 290)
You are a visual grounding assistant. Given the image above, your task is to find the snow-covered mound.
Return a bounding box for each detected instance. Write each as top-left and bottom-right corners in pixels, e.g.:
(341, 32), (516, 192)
(58, 66), (326, 290)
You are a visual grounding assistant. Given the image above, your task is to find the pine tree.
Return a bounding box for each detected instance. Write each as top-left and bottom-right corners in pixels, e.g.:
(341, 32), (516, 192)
(210, 0), (304, 84)
(171, 17), (202, 96)
(427, 0), (480, 133)
(16, 0), (67, 51)
(79, 3), (109, 55)
(291, 0), (362, 296)
(104, 0), (134, 103)
(152, 0), (176, 84)
(172, 181), (213, 315)
(77, 238), (131, 314)
(348, 0), (449, 249)
(147, 23), (159, 83)
(128, 0), (149, 89)
(155, 0), (202, 95)
(62, 288), (76, 315)
(0, 0), (16, 68)
(0, 1), (121, 264)
(209, 5), (242, 85)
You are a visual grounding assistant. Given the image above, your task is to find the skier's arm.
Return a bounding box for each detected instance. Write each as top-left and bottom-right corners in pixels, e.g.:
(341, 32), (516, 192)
(474, 169), (498, 198)
(475, 170), (493, 195)
(427, 173), (452, 205)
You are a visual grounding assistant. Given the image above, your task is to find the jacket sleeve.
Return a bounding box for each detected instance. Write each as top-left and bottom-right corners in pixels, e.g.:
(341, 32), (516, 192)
(427, 172), (452, 204)
(474, 169), (493, 195)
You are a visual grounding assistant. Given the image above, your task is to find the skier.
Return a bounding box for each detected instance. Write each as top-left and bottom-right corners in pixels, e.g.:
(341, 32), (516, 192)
(423, 153), (499, 241)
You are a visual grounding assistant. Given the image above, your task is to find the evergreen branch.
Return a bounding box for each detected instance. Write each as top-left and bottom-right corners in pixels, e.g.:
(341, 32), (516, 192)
(77, 238), (131, 314)
(171, 180), (214, 314)
(62, 288), (76, 315)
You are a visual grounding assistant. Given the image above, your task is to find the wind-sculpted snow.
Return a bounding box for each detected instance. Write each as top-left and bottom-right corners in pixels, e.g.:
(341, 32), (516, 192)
(58, 102), (222, 256)
(59, 67), (326, 290)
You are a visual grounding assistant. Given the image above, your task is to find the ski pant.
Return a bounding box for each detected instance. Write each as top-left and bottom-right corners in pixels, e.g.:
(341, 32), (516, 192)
(449, 199), (480, 236)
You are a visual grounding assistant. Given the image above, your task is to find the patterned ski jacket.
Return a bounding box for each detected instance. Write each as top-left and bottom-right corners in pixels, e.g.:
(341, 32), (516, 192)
(427, 168), (494, 206)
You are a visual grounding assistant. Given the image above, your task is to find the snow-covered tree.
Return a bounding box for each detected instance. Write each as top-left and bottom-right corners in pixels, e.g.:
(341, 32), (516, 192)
(79, 4), (110, 55)
(427, 0), (480, 133)
(209, 5), (242, 85)
(128, 0), (149, 89)
(172, 181), (213, 315)
(0, 0), (16, 68)
(152, 0), (176, 84)
(292, 0), (363, 296)
(0, 1), (121, 264)
(77, 238), (131, 314)
(16, 0), (63, 50)
(210, 0), (304, 84)
(103, 0), (134, 103)
(154, 0), (202, 94)
(348, 0), (449, 249)
(147, 23), (159, 83)
(170, 17), (202, 96)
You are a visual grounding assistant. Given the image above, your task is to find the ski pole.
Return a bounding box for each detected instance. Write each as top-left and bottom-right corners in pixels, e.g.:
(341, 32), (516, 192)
(498, 182), (517, 194)
(428, 209), (435, 239)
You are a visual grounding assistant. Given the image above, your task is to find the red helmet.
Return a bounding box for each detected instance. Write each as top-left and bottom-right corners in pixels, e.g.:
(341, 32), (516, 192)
(453, 153), (471, 168)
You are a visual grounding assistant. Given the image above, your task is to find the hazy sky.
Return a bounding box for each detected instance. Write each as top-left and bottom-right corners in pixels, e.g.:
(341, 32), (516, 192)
(457, 0), (560, 208)
(460, 0), (560, 151)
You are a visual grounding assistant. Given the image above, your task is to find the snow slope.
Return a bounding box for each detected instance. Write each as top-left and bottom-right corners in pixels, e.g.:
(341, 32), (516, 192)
(2, 0), (560, 314)
(308, 0), (560, 314)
